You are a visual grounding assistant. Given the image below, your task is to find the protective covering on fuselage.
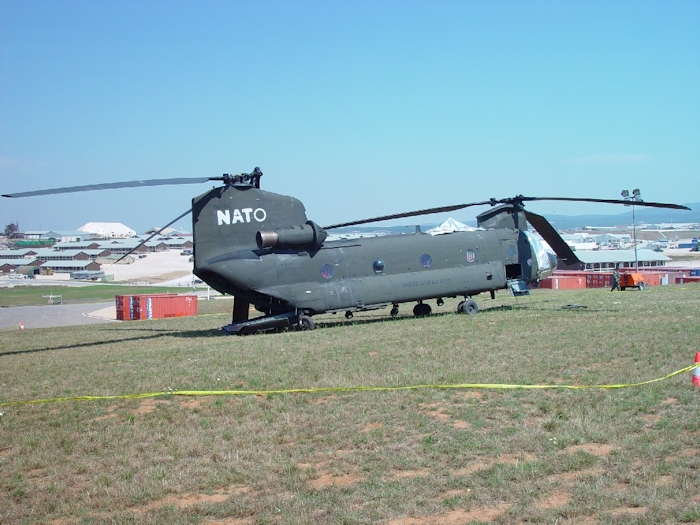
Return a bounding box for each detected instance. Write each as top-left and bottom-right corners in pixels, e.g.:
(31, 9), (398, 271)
(523, 231), (556, 279)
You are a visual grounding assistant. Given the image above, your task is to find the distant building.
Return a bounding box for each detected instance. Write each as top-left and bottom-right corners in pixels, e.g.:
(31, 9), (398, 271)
(559, 249), (670, 271)
(39, 260), (101, 274)
(0, 258), (42, 273)
(145, 226), (177, 235)
(44, 231), (88, 243)
(78, 222), (136, 239)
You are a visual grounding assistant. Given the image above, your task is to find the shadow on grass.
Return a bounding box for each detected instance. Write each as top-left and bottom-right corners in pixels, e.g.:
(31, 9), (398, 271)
(0, 327), (224, 357)
(315, 303), (526, 329)
(0, 301), (605, 357)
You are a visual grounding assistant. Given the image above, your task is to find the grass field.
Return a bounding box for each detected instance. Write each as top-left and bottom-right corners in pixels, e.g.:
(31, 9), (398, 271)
(0, 285), (209, 308)
(1, 285), (699, 524)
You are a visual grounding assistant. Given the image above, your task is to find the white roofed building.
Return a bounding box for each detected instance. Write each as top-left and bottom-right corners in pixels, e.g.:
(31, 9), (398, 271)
(78, 222), (136, 239)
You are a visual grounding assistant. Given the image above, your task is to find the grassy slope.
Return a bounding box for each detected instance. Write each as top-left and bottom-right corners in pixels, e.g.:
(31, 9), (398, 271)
(0, 286), (699, 524)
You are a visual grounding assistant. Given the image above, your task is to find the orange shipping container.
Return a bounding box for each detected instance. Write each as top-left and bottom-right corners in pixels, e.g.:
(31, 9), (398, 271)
(540, 276), (586, 290)
(116, 294), (197, 321)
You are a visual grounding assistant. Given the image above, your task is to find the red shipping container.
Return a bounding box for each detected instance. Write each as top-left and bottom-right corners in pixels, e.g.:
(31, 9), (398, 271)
(586, 273), (611, 288)
(115, 294), (140, 321)
(116, 294), (197, 321)
(540, 276), (586, 289)
(116, 294), (177, 320)
(676, 276), (700, 284)
(133, 294), (197, 320)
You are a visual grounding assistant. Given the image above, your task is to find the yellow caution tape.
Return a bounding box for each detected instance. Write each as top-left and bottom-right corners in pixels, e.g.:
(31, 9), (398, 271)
(1, 363), (698, 408)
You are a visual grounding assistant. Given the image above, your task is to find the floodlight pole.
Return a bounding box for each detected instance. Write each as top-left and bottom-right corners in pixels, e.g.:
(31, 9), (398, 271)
(632, 203), (638, 271)
(621, 189), (642, 271)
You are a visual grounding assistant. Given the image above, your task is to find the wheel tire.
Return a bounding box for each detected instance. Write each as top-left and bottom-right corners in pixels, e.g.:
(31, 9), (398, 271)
(458, 300), (478, 315)
(298, 316), (315, 331)
(412, 303), (431, 317)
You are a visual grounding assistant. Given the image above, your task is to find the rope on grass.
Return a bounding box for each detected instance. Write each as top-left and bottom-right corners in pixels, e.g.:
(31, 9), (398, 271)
(1, 363), (698, 408)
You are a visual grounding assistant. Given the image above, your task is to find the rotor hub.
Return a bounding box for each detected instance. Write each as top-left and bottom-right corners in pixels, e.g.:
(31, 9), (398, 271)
(221, 167), (263, 188)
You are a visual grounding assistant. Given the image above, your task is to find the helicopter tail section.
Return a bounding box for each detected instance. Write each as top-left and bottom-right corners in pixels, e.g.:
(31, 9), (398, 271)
(192, 181), (312, 329)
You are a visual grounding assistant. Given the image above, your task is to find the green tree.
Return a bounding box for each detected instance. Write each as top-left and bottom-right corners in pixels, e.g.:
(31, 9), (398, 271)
(4, 222), (19, 237)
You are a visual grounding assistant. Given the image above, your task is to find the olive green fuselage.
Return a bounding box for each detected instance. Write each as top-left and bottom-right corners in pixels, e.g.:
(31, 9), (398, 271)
(192, 184), (546, 316)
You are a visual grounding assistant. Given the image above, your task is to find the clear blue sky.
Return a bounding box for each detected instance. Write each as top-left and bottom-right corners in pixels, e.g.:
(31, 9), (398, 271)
(1, 1), (698, 233)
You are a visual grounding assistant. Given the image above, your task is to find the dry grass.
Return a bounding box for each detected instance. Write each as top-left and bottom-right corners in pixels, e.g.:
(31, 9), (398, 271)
(1, 285), (699, 524)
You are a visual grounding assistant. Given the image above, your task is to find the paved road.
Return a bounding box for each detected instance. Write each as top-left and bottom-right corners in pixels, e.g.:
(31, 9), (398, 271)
(0, 302), (118, 330)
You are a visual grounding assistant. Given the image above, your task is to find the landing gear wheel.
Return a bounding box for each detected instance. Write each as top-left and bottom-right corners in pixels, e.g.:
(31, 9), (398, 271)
(457, 300), (478, 315)
(390, 304), (399, 318)
(298, 315), (315, 331)
(413, 302), (432, 317)
(345, 311), (353, 319)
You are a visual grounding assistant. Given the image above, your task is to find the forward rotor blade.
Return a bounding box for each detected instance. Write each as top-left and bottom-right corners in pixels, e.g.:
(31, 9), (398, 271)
(323, 201), (493, 230)
(113, 209), (192, 264)
(524, 210), (580, 266)
(323, 194), (690, 231)
(520, 196), (690, 210)
(2, 177), (212, 198)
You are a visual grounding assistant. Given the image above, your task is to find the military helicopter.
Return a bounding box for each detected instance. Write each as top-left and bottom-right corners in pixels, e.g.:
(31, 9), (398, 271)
(3, 168), (690, 334)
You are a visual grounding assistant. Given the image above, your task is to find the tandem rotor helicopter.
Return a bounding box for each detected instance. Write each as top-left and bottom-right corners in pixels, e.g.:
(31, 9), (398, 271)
(3, 168), (690, 334)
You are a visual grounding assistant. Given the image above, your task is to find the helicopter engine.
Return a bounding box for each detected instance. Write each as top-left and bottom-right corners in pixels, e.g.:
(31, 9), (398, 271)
(256, 221), (327, 250)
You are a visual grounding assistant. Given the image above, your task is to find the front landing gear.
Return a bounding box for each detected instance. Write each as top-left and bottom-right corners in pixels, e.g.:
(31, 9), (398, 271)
(390, 304), (399, 318)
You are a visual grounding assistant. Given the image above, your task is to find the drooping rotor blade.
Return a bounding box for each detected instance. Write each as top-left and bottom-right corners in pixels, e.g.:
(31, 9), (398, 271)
(113, 209), (192, 264)
(323, 201), (494, 230)
(2, 177), (213, 198)
(516, 196), (690, 211)
(524, 210), (580, 266)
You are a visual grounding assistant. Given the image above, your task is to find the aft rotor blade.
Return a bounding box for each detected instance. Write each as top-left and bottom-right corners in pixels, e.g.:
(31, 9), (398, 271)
(522, 196), (690, 210)
(113, 209), (192, 264)
(524, 210), (580, 266)
(323, 201), (493, 230)
(2, 177), (212, 198)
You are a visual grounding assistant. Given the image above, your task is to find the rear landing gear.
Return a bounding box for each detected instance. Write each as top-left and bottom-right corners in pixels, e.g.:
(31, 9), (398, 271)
(390, 304), (399, 318)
